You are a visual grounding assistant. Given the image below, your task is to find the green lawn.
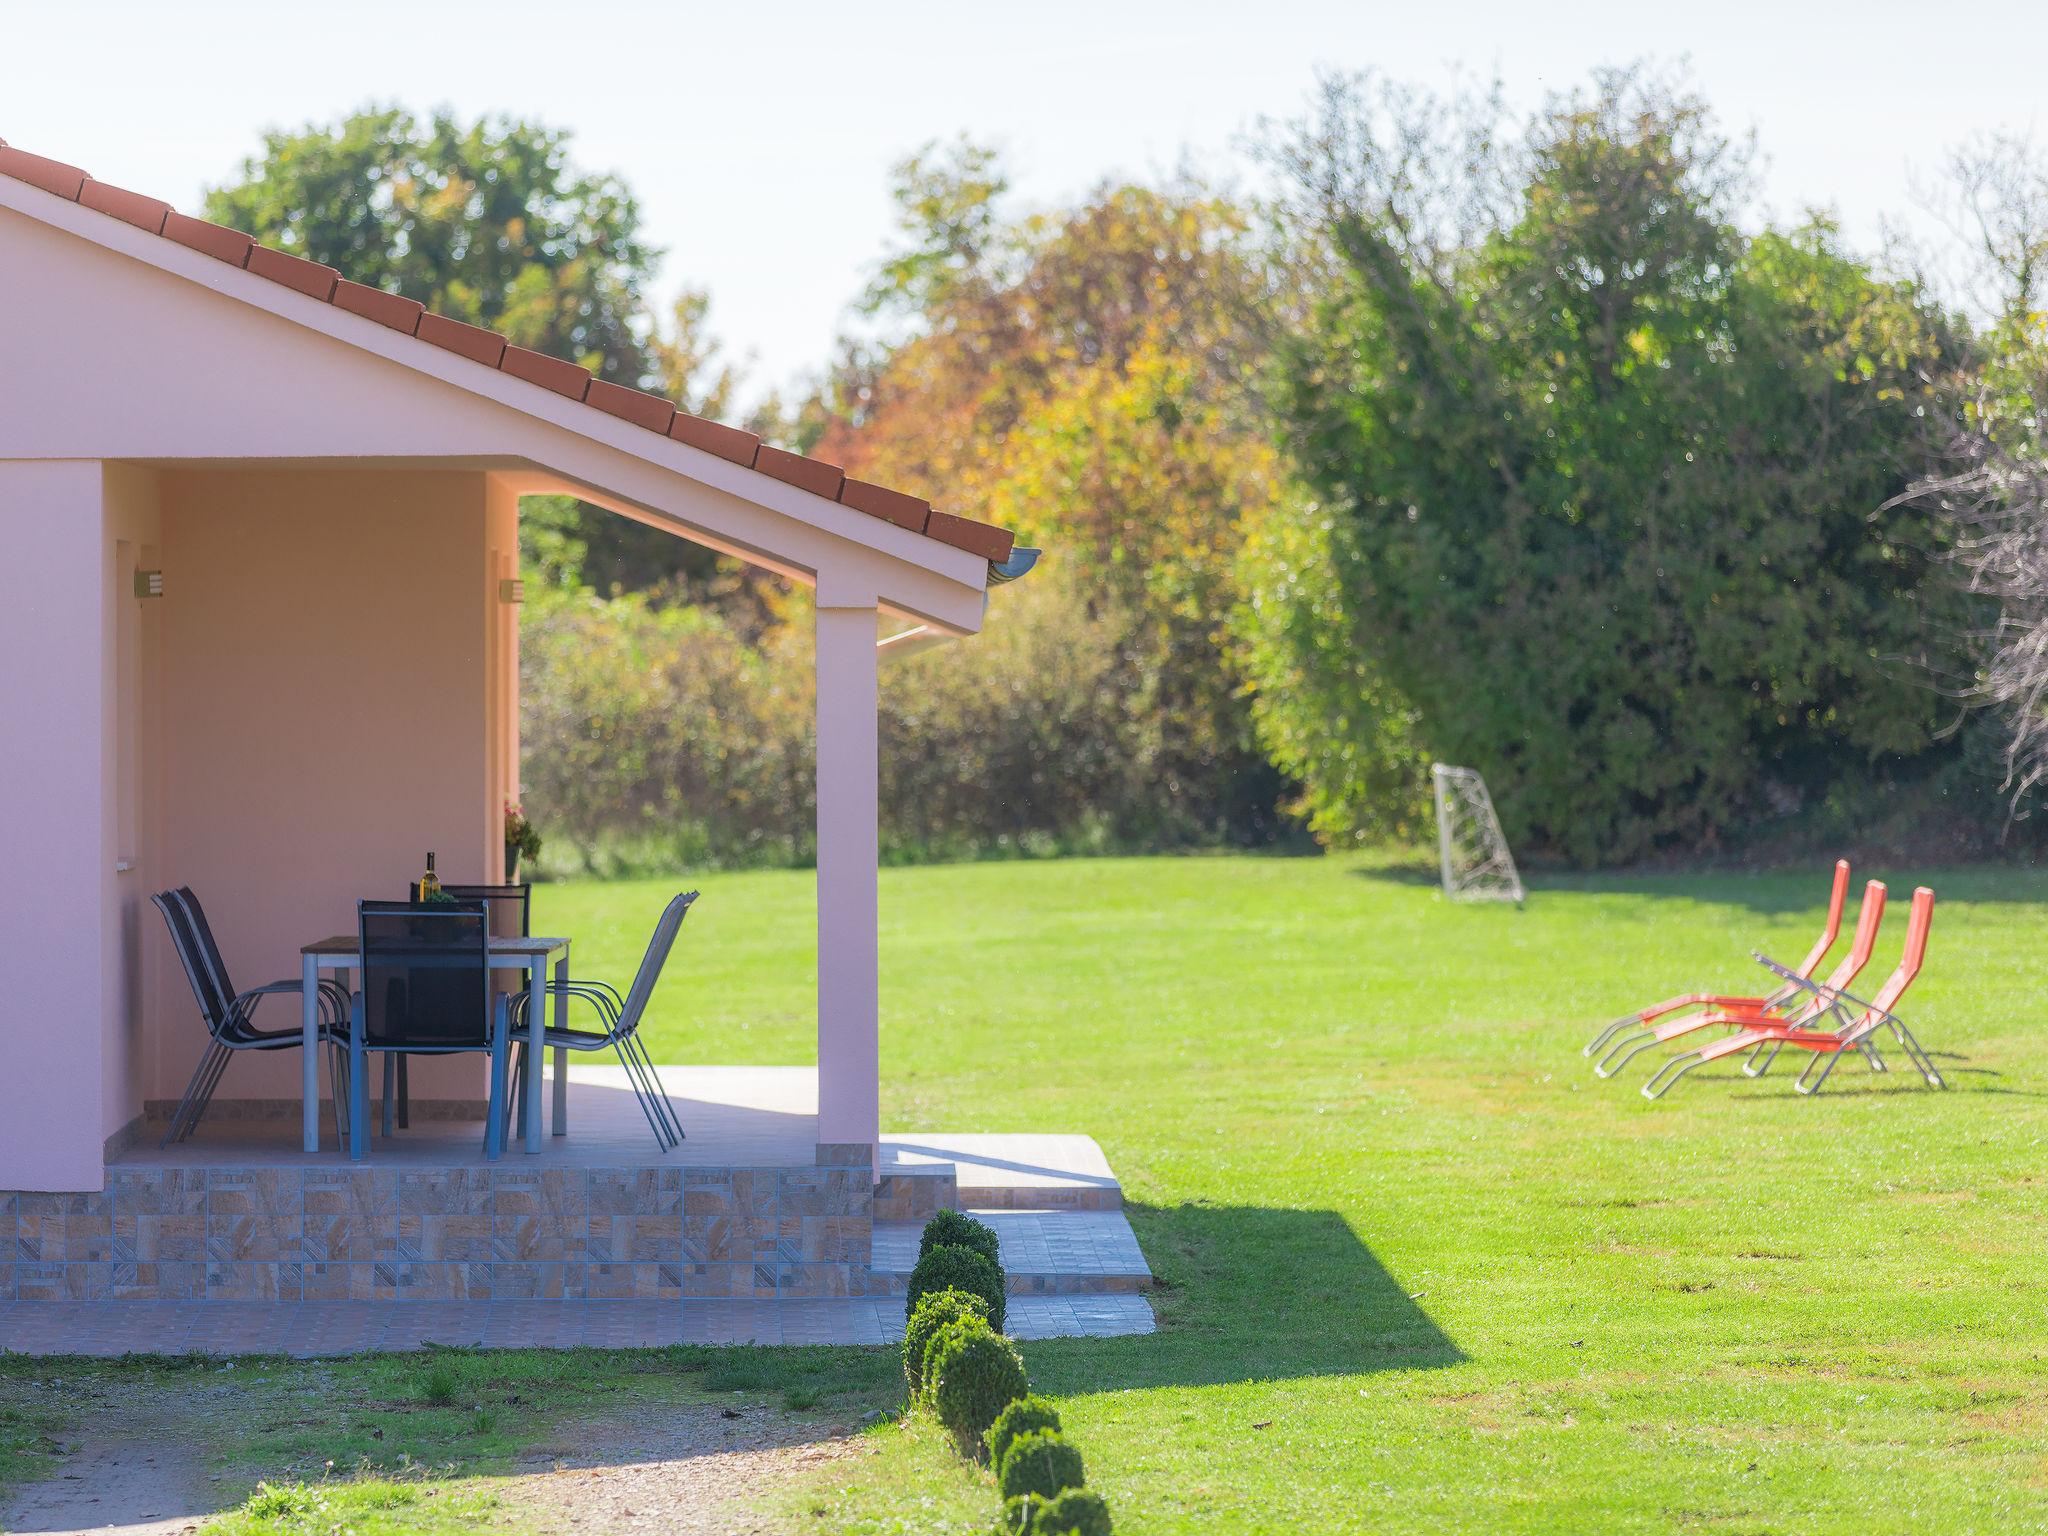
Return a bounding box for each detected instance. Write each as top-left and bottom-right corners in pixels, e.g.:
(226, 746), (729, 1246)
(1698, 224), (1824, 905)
(6, 853), (2044, 1534)
(539, 852), (2048, 1534)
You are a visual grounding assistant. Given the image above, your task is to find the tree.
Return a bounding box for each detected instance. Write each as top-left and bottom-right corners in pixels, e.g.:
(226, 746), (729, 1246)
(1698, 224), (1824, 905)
(208, 106), (749, 596)
(1246, 68), (1964, 864)
(207, 106), (660, 381)
(816, 153), (1293, 844)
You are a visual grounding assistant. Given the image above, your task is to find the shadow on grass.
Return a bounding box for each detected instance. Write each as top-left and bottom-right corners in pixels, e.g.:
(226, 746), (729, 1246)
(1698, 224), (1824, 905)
(1023, 1202), (1462, 1393)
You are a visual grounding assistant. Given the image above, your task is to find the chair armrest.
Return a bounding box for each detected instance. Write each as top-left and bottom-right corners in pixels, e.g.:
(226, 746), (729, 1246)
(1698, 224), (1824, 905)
(550, 978), (625, 1011)
(509, 983), (620, 1028)
(1750, 952), (1876, 1028)
(232, 979), (348, 1030)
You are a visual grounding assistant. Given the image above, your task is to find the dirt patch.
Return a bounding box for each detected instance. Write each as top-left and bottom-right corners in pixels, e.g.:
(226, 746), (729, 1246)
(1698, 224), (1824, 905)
(513, 1404), (878, 1536)
(1, 1434), (215, 1536)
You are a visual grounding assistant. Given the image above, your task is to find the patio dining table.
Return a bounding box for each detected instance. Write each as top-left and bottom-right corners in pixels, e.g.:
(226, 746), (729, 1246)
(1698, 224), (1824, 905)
(299, 933), (571, 1155)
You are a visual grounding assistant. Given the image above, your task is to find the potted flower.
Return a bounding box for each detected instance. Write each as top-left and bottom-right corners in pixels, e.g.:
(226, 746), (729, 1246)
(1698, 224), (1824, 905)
(504, 801), (543, 882)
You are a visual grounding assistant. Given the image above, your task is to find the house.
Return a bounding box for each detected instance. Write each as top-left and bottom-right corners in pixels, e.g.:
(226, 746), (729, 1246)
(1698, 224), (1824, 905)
(0, 138), (1020, 1191)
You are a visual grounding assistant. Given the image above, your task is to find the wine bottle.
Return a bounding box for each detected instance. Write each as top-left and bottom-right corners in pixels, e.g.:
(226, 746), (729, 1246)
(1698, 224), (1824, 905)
(419, 851), (441, 902)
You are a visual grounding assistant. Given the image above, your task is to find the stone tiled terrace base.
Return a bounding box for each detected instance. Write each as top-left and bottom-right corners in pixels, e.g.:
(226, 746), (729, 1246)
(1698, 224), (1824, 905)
(1, 1067), (1150, 1330)
(0, 1294), (1155, 1355)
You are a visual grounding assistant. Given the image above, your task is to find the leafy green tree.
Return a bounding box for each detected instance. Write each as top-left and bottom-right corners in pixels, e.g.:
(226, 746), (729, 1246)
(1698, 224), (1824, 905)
(207, 106), (658, 381)
(820, 153), (1294, 844)
(1247, 69), (1965, 864)
(208, 106), (746, 596)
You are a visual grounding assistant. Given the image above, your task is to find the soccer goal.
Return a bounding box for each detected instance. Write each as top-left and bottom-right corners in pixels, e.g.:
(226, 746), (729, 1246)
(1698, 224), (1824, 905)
(1431, 763), (1525, 904)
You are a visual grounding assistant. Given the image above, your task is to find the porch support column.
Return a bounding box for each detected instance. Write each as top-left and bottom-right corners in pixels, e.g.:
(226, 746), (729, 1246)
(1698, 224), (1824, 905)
(814, 583), (880, 1160)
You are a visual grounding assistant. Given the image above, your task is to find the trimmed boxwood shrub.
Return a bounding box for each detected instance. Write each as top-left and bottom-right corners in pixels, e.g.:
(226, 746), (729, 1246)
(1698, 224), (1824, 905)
(1034, 1488), (1112, 1536)
(907, 1242), (1006, 1333)
(928, 1317), (1029, 1452)
(995, 1429), (1084, 1503)
(986, 1394), (1063, 1475)
(920, 1208), (1001, 1268)
(997, 1489), (1113, 1536)
(903, 1288), (991, 1395)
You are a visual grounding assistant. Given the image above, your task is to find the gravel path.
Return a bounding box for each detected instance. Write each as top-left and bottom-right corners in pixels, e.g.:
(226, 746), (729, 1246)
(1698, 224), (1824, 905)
(515, 1404), (875, 1535)
(0, 1434), (214, 1536)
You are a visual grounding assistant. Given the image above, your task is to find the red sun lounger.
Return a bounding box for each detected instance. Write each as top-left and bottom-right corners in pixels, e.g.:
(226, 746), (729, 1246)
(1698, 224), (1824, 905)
(1584, 860), (1850, 1062)
(1643, 886), (1939, 1099)
(1594, 878), (1887, 1080)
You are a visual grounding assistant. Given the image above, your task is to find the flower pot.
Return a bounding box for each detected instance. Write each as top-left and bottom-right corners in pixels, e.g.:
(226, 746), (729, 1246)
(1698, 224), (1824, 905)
(504, 845), (521, 883)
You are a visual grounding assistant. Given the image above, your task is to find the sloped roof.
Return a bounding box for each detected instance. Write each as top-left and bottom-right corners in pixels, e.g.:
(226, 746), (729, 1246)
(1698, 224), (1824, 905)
(0, 140), (1014, 564)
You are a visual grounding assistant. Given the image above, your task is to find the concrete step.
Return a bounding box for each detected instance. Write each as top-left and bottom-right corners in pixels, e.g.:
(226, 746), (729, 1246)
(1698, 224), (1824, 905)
(879, 1133), (1123, 1212)
(871, 1209), (1153, 1296)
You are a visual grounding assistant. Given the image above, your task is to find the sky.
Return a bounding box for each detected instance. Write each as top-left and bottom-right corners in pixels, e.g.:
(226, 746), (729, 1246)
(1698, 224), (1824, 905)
(6, 0), (2046, 408)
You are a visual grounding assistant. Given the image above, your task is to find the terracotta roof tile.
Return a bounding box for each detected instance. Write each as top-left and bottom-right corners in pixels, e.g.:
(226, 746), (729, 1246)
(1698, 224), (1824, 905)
(77, 180), (170, 235)
(0, 139), (1018, 568)
(245, 244), (340, 302)
(586, 378), (676, 434)
(840, 478), (931, 533)
(416, 311), (508, 368)
(926, 511), (1016, 563)
(0, 145), (87, 200)
(669, 412), (760, 468)
(502, 344), (591, 400)
(161, 212), (254, 267)
(333, 280), (424, 335)
(756, 444), (845, 501)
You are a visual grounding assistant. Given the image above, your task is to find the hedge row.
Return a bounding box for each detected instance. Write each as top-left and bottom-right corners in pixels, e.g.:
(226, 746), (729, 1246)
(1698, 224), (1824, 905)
(903, 1211), (1115, 1536)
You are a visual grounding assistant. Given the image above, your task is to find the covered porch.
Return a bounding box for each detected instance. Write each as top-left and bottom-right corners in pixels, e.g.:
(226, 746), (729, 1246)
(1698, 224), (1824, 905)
(0, 146), (1017, 1196)
(0, 141), (1155, 1341)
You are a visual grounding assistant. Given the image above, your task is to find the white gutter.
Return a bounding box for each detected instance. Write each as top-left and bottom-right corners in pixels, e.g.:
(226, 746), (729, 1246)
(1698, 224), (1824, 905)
(877, 546), (1040, 659)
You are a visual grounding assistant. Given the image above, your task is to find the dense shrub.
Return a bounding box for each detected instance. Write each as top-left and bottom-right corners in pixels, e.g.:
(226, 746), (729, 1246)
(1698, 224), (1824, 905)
(998, 1488), (1114, 1536)
(522, 564), (1280, 871)
(920, 1209), (1001, 1268)
(1248, 70), (1970, 865)
(928, 1318), (1030, 1452)
(907, 1243), (1006, 1334)
(986, 1394), (1064, 1474)
(903, 1288), (992, 1396)
(520, 590), (813, 871)
(995, 1430), (1085, 1503)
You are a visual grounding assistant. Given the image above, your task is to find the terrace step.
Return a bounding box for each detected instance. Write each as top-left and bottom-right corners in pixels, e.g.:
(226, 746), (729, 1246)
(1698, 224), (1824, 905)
(870, 1209), (1154, 1296)
(879, 1133), (1123, 1212)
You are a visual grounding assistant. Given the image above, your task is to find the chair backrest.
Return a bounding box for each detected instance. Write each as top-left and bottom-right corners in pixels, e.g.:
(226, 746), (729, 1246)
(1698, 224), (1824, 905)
(173, 886), (240, 1019)
(1867, 886), (1935, 1015)
(356, 899), (494, 1051)
(153, 889), (231, 1039)
(1791, 860), (1852, 979)
(615, 891), (699, 1035)
(413, 881), (531, 939)
(1819, 880), (1886, 994)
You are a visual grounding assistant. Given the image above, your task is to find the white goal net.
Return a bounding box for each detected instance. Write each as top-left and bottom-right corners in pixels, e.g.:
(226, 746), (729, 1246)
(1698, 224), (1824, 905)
(1431, 764), (1525, 904)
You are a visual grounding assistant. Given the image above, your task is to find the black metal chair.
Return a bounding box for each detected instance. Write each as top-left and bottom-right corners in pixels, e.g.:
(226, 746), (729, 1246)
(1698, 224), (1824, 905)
(152, 887), (352, 1148)
(506, 891), (697, 1151)
(387, 883), (531, 1131)
(349, 900), (511, 1161)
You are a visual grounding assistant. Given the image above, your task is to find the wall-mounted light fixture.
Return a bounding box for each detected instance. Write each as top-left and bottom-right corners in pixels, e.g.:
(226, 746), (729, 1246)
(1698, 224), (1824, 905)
(133, 569), (163, 599)
(499, 578), (525, 605)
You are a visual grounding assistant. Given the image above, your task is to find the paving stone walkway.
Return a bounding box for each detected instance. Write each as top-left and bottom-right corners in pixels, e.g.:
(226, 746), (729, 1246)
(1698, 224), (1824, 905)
(0, 1293), (1154, 1356)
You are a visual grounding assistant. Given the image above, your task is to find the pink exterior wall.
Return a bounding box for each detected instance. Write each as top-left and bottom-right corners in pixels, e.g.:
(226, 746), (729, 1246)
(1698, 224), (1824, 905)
(0, 463), (113, 1189)
(150, 468), (506, 1107)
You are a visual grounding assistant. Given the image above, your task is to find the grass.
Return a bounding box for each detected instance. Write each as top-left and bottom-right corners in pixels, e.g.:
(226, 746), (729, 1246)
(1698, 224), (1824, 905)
(537, 851), (2048, 1534)
(0, 1344), (903, 1533)
(5, 852), (2045, 1533)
